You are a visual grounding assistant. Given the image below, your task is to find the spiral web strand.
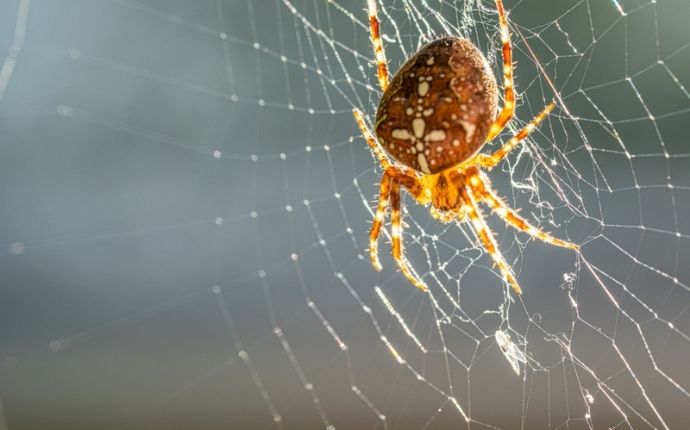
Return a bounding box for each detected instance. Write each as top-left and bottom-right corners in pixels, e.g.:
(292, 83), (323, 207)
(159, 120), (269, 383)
(1, 0), (689, 428)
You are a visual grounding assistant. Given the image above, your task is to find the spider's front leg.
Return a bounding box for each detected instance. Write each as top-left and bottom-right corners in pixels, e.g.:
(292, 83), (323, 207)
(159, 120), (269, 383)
(368, 168), (429, 293)
(468, 170), (578, 250)
(450, 171), (522, 295)
(369, 172), (392, 271)
(390, 179), (429, 292)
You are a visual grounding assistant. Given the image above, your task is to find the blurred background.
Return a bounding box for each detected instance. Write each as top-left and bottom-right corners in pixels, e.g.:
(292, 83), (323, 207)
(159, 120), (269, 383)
(1, 0), (690, 429)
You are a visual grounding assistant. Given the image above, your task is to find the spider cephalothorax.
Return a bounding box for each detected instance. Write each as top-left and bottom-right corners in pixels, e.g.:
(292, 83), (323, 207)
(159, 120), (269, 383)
(353, 0), (577, 295)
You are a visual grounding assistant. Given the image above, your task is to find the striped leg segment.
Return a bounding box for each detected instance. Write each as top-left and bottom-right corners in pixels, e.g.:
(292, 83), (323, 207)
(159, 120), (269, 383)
(485, 0), (516, 142)
(390, 181), (429, 292)
(398, 170), (431, 206)
(367, 0), (389, 91)
(369, 172), (392, 271)
(471, 172), (578, 250)
(474, 102), (555, 170)
(461, 186), (522, 295)
(353, 108), (391, 169)
(430, 207), (459, 224)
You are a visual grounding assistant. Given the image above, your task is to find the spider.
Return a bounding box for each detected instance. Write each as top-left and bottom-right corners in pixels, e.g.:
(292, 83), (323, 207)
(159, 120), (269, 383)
(353, 0), (578, 295)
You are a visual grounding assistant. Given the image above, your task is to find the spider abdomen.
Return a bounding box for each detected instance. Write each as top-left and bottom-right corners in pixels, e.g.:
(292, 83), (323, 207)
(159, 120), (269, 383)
(375, 36), (498, 174)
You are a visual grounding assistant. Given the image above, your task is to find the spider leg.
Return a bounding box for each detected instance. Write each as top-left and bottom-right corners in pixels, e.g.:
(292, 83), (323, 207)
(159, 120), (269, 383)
(369, 171), (393, 271)
(366, 0), (389, 91)
(397, 169), (431, 206)
(472, 102), (555, 170)
(469, 171), (578, 250)
(485, 0), (516, 142)
(353, 107), (391, 169)
(461, 185), (522, 295)
(355, 103), (430, 290)
(390, 179), (429, 292)
(430, 207), (458, 224)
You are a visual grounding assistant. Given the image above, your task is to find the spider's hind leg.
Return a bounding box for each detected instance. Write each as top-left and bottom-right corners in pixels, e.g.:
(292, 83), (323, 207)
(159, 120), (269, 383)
(485, 0), (516, 142)
(353, 108), (391, 169)
(472, 102), (555, 171)
(366, 0), (389, 91)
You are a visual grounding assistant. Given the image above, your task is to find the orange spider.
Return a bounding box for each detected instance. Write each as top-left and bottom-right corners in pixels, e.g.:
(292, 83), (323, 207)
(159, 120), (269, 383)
(353, 0), (578, 295)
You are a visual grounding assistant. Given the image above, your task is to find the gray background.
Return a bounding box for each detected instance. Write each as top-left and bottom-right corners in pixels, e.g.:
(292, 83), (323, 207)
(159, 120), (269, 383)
(1, 0), (689, 429)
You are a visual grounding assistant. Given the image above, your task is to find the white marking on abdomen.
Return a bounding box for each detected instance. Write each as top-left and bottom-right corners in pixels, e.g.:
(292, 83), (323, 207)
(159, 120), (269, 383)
(459, 120), (476, 141)
(412, 118), (425, 138)
(418, 81), (429, 97)
(392, 129), (412, 140)
(417, 153), (431, 173)
(425, 130), (446, 142)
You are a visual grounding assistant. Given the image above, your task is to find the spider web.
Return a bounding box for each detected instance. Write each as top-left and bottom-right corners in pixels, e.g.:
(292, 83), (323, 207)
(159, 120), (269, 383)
(1, 0), (689, 429)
